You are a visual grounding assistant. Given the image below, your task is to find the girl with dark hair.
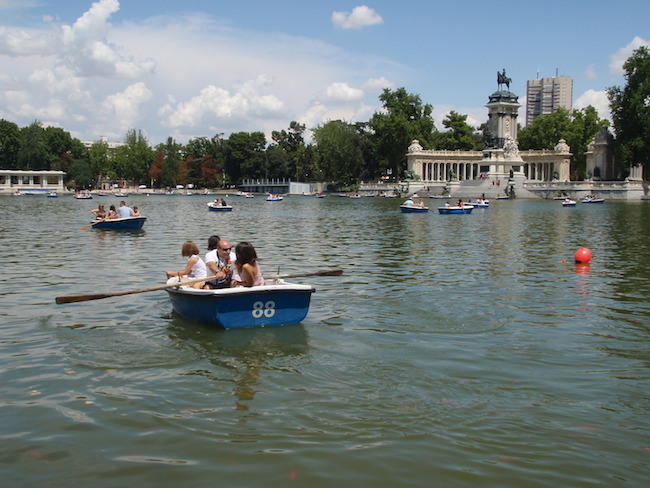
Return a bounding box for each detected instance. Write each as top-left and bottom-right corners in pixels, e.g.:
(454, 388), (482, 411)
(232, 242), (265, 287)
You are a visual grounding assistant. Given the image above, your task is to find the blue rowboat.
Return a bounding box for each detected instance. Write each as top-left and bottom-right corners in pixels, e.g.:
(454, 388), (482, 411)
(91, 216), (147, 230)
(166, 280), (315, 329)
(207, 202), (233, 211)
(438, 205), (473, 214)
(400, 204), (429, 213)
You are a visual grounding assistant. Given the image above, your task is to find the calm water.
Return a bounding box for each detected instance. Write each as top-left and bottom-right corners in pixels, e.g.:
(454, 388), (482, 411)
(1, 193), (650, 487)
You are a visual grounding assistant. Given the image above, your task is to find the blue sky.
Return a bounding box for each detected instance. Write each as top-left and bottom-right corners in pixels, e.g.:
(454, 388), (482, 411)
(0, 0), (648, 145)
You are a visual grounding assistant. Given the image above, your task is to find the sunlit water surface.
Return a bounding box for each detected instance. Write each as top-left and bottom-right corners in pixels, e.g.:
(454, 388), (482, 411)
(1, 194), (649, 487)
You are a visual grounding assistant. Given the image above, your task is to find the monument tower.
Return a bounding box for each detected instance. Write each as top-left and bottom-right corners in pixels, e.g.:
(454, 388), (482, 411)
(482, 69), (524, 194)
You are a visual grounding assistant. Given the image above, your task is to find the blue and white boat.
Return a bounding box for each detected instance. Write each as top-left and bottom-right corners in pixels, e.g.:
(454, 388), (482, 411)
(166, 279), (315, 329)
(562, 199), (577, 207)
(438, 205), (473, 214)
(582, 195), (604, 204)
(400, 204), (429, 213)
(207, 202), (233, 211)
(90, 216), (147, 230)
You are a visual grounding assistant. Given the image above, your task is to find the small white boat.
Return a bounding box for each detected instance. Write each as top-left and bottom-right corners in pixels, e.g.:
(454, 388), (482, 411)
(47, 191), (58, 198)
(438, 205), (473, 214)
(582, 195), (605, 204)
(562, 199), (577, 207)
(266, 194), (283, 202)
(207, 201), (233, 211)
(74, 190), (93, 199)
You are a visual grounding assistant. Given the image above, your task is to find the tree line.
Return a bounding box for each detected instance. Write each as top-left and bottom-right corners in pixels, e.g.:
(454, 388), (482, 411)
(0, 48), (647, 189)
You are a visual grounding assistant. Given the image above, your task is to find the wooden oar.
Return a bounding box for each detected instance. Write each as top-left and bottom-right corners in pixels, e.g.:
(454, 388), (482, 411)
(55, 269), (343, 305)
(78, 219), (104, 230)
(263, 269), (343, 280)
(55, 274), (220, 304)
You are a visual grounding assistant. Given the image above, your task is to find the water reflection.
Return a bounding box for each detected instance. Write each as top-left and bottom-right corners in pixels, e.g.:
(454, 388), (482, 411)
(167, 319), (309, 411)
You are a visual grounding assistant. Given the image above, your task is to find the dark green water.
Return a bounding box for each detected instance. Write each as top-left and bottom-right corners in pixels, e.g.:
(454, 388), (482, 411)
(1, 194), (649, 487)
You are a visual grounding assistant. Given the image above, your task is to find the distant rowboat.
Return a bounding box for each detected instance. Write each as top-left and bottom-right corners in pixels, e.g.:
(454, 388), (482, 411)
(400, 204), (429, 213)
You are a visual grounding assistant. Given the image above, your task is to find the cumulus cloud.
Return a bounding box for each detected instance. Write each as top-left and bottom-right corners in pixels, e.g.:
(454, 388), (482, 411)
(574, 89), (611, 121)
(321, 82), (364, 103)
(362, 77), (393, 92)
(159, 78), (286, 130)
(332, 6), (383, 29)
(60, 0), (155, 79)
(0, 0), (397, 143)
(609, 36), (649, 75)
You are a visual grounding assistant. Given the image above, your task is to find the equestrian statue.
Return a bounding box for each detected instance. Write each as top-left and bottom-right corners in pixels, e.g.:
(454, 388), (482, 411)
(497, 69), (512, 91)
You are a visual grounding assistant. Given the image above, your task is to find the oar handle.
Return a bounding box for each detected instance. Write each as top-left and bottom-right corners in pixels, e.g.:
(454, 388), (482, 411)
(55, 274), (220, 304)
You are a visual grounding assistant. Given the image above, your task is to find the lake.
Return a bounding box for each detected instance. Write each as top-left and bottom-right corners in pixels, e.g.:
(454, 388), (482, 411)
(1, 193), (649, 487)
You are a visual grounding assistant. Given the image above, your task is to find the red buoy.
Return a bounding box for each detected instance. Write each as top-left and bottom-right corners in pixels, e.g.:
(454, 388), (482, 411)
(574, 248), (592, 264)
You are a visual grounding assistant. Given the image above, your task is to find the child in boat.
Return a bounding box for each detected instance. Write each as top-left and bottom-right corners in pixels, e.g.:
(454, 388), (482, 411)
(131, 206), (141, 216)
(106, 204), (118, 219)
(165, 241), (208, 289)
(231, 242), (265, 287)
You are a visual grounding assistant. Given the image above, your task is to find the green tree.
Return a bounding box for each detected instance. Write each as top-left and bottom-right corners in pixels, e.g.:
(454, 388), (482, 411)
(0, 119), (20, 168)
(607, 46), (650, 172)
(225, 132), (266, 182)
(313, 120), (364, 183)
(564, 106), (609, 179)
(519, 106), (607, 179)
(68, 159), (93, 189)
(436, 110), (477, 150)
(122, 129), (155, 185)
(369, 88), (436, 179)
(272, 121), (307, 179)
(88, 140), (111, 184)
(18, 121), (49, 170)
(154, 137), (183, 188)
(43, 126), (73, 169)
(518, 108), (572, 150)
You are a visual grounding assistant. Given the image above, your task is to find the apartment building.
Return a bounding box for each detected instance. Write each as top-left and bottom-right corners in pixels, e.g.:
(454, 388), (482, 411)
(526, 76), (573, 125)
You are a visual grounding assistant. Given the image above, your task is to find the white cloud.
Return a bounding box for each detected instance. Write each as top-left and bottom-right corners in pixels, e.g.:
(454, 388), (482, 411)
(332, 6), (383, 29)
(574, 89), (611, 122)
(361, 77), (393, 92)
(60, 0), (155, 79)
(609, 36), (649, 75)
(0, 1), (397, 143)
(102, 82), (154, 132)
(321, 82), (364, 103)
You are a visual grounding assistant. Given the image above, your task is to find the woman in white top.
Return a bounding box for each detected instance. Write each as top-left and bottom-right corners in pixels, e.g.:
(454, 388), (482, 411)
(165, 241), (207, 289)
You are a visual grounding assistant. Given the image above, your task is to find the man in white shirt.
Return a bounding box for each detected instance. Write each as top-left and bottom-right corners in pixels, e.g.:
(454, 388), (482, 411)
(117, 200), (133, 218)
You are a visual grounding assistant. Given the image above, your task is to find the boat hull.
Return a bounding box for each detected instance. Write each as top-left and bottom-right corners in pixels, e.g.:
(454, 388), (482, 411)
(166, 282), (315, 329)
(582, 199), (604, 204)
(400, 205), (429, 213)
(438, 206), (473, 214)
(91, 216), (147, 230)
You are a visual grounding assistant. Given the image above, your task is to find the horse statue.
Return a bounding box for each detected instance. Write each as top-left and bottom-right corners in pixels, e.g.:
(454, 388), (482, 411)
(497, 69), (511, 91)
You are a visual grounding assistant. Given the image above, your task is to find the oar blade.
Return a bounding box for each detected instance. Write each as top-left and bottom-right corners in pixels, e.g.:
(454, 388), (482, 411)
(56, 293), (113, 304)
(318, 269), (343, 276)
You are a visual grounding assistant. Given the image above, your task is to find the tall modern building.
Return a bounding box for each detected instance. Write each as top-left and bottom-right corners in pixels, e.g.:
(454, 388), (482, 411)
(526, 76), (573, 126)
